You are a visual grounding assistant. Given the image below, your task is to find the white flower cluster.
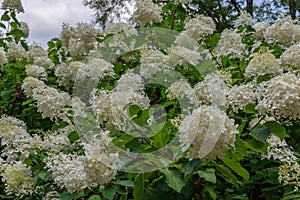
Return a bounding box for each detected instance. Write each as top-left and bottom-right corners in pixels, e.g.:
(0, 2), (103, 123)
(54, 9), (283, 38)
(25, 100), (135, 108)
(226, 82), (257, 110)
(139, 49), (171, 79)
(6, 42), (27, 61)
(278, 163), (300, 191)
(168, 45), (202, 67)
(105, 22), (137, 36)
(167, 79), (198, 107)
(60, 23), (99, 58)
(234, 10), (255, 28)
(179, 106), (237, 160)
(22, 77), (71, 120)
(280, 42), (300, 71)
(264, 15), (300, 47)
(252, 21), (270, 40)
(1, 0), (24, 13)
(25, 65), (47, 80)
(90, 72), (150, 131)
(215, 29), (246, 59)
(0, 47), (7, 65)
(46, 132), (120, 193)
(194, 72), (228, 107)
(183, 14), (216, 40)
(19, 21), (29, 38)
(1, 162), (35, 196)
(132, 0), (162, 26)
(262, 134), (297, 164)
(245, 51), (282, 77)
(256, 73), (300, 120)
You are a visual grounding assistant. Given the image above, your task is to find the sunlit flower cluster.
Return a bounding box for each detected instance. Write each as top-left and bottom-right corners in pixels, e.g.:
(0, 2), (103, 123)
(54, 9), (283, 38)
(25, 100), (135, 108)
(179, 106), (237, 160)
(215, 29), (246, 59)
(1, 162), (35, 196)
(264, 15), (300, 47)
(256, 73), (300, 120)
(245, 51), (282, 77)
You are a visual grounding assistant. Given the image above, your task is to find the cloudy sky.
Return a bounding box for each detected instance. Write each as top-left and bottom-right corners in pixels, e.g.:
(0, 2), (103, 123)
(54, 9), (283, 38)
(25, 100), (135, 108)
(16, 0), (94, 48)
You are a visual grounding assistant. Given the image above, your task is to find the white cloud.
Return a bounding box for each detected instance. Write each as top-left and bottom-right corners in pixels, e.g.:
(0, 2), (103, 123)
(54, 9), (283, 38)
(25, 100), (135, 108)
(17, 0), (94, 47)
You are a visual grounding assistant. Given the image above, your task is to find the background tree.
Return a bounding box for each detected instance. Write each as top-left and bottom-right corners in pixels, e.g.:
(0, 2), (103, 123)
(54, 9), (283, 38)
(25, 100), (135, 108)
(83, 0), (300, 29)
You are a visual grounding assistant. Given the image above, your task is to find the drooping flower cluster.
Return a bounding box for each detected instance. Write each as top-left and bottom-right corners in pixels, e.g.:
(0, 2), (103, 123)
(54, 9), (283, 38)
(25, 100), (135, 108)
(262, 134), (297, 165)
(280, 42), (300, 71)
(46, 132), (120, 193)
(179, 106), (237, 160)
(278, 163), (300, 191)
(22, 77), (71, 120)
(256, 73), (300, 120)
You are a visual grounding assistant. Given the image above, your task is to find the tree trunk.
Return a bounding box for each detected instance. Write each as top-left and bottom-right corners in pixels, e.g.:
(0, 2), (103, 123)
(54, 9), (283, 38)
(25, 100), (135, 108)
(246, 0), (253, 17)
(289, 0), (296, 19)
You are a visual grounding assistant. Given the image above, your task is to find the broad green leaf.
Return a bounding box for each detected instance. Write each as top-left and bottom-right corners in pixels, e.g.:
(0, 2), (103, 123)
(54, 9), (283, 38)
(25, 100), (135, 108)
(251, 127), (271, 143)
(215, 164), (239, 186)
(159, 168), (185, 193)
(21, 98), (33, 106)
(68, 131), (80, 144)
(1, 12), (10, 21)
(222, 157), (250, 180)
(134, 174), (144, 200)
(264, 121), (286, 140)
(118, 180), (134, 187)
(101, 187), (118, 200)
(61, 191), (84, 200)
(38, 170), (51, 181)
(246, 138), (268, 153)
(88, 195), (101, 200)
(51, 121), (69, 131)
(197, 168), (216, 184)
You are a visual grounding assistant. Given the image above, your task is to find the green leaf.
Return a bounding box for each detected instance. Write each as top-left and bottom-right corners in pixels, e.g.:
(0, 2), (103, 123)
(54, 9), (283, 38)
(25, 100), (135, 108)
(68, 131), (80, 144)
(246, 139), (268, 153)
(251, 127), (271, 143)
(264, 121), (286, 140)
(1, 12), (10, 21)
(197, 168), (216, 184)
(221, 157), (250, 180)
(1, 89), (13, 101)
(88, 195), (101, 200)
(21, 98), (33, 106)
(38, 170), (51, 181)
(159, 168), (185, 193)
(243, 103), (257, 114)
(0, 22), (6, 29)
(61, 191), (84, 200)
(215, 164), (239, 186)
(118, 180), (134, 187)
(51, 121), (69, 131)
(9, 29), (25, 37)
(101, 187), (118, 200)
(134, 174), (144, 200)
(204, 185), (217, 200)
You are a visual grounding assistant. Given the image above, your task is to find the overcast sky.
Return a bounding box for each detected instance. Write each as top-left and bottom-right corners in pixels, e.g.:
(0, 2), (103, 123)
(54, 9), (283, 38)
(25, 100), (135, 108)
(16, 0), (94, 48)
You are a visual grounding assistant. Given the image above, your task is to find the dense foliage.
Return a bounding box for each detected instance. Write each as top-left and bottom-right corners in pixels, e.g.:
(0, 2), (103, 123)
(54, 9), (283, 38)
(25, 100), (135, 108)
(0, 0), (299, 199)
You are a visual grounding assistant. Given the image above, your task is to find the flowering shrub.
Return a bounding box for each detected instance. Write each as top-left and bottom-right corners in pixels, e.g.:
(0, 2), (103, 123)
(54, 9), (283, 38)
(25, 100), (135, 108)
(0, 0), (299, 199)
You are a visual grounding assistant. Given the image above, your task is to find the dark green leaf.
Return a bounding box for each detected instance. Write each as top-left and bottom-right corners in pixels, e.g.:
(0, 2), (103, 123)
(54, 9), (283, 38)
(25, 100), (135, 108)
(264, 121), (286, 140)
(251, 127), (271, 143)
(197, 168), (216, 184)
(246, 138), (268, 153)
(134, 174), (144, 200)
(68, 131), (80, 144)
(221, 157), (250, 180)
(1, 12), (10, 21)
(159, 168), (185, 193)
(88, 195), (101, 200)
